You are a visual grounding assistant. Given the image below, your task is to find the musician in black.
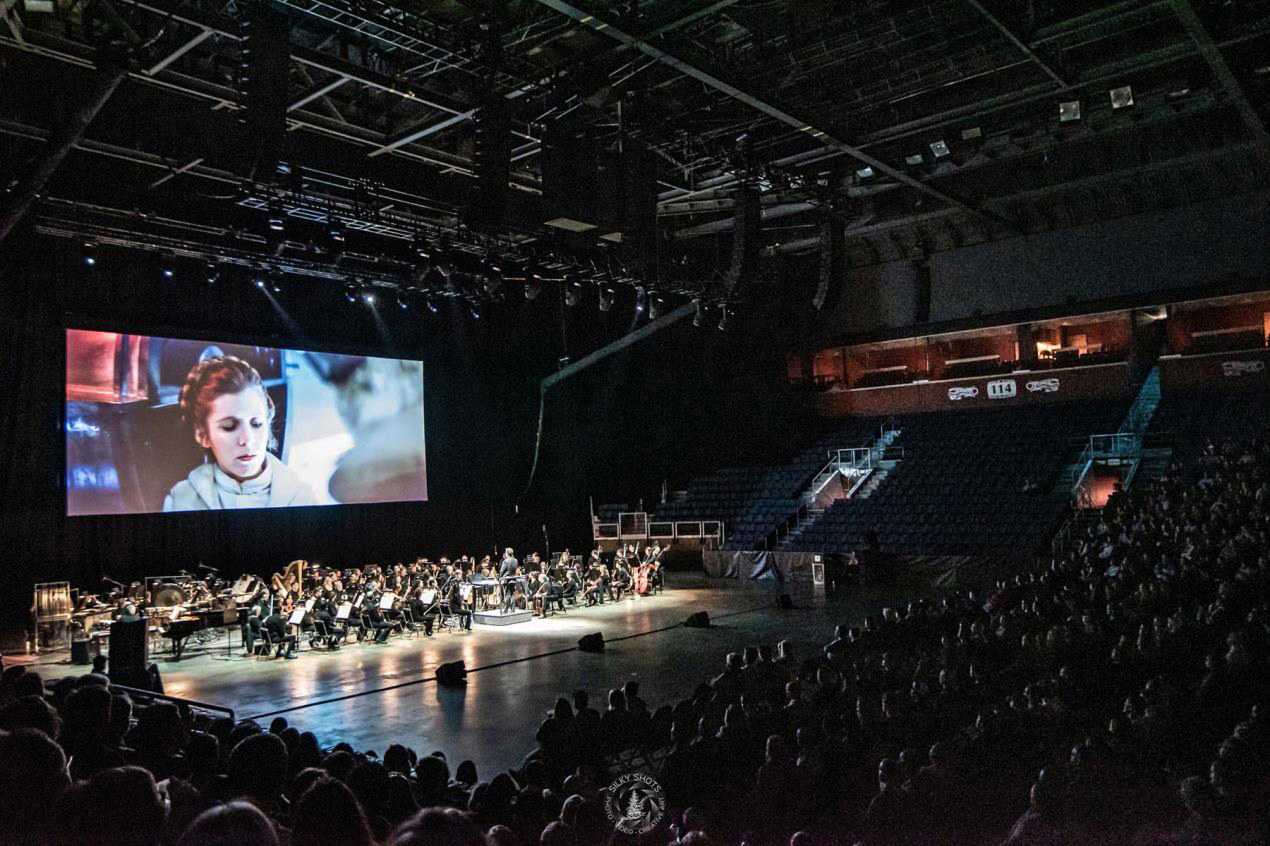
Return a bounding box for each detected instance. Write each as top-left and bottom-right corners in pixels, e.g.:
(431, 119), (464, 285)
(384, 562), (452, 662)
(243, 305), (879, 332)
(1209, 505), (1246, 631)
(584, 563), (605, 606)
(610, 559), (632, 602)
(263, 609), (298, 658)
(444, 578), (473, 631)
(408, 582), (439, 636)
(364, 603), (393, 643)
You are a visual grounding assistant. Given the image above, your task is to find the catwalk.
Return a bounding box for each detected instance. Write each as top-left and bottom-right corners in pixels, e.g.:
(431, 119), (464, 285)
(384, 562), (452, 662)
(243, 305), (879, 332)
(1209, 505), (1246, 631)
(27, 575), (875, 777)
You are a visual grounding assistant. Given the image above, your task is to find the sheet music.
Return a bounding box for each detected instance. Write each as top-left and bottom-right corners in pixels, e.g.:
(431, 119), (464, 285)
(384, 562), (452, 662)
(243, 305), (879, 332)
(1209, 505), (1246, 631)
(288, 608), (305, 625)
(420, 589), (437, 605)
(336, 602), (352, 621)
(378, 592), (396, 610)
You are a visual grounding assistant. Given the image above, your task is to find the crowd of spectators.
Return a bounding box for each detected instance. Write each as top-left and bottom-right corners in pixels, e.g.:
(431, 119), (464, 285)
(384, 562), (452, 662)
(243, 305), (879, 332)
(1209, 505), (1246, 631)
(1, 430), (1267, 845)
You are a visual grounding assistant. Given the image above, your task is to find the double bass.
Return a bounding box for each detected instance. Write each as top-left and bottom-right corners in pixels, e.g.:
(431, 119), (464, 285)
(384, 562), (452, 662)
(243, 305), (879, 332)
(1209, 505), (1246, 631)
(633, 544), (651, 596)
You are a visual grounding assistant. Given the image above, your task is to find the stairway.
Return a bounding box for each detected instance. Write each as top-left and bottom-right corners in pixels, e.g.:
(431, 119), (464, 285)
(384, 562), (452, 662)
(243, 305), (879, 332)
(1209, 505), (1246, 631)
(1120, 366), (1162, 436)
(1128, 446), (1173, 486)
(854, 460), (897, 499)
(779, 508), (824, 548)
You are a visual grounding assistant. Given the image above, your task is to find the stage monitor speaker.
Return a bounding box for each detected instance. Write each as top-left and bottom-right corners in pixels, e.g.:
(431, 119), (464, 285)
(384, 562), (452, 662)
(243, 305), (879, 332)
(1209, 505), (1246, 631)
(437, 660), (467, 686)
(683, 611), (711, 628)
(577, 632), (605, 653)
(776, 594), (794, 610)
(70, 637), (91, 665)
(108, 618), (147, 675)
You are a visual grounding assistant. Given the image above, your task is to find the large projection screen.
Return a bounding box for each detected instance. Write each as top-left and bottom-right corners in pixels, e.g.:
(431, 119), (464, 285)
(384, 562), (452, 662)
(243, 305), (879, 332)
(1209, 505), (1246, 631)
(65, 329), (426, 515)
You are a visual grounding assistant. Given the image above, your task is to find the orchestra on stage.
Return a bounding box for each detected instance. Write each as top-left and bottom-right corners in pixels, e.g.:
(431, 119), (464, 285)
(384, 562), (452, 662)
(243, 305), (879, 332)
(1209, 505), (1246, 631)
(63, 542), (668, 661)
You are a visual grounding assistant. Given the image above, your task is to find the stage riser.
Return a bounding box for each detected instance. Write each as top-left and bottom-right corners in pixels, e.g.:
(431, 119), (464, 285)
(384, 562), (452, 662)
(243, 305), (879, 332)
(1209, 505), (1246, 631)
(473, 610), (534, 626)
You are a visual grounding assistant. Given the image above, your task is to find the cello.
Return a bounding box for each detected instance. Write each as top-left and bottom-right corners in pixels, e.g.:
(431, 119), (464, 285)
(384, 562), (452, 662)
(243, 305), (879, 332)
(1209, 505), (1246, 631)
(633, 544), (651, 596)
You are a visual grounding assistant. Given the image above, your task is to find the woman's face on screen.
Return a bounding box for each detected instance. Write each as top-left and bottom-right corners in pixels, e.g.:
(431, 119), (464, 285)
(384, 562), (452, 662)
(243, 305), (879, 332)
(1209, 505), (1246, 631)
(196, 387), (270, 481)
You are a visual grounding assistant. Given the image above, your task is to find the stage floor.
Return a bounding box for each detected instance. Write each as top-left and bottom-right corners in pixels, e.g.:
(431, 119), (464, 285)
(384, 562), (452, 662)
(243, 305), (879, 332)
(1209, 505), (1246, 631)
(26, 575), (887, 779)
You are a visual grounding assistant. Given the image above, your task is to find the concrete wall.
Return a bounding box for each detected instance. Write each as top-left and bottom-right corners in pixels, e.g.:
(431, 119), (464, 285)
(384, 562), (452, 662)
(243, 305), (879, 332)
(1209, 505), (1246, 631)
(824, 192), (1270, 335)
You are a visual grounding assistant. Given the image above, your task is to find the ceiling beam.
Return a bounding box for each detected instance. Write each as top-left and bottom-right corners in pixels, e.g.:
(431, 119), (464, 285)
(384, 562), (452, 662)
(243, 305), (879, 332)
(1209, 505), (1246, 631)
(288, 76), (349, 112)
(1168, 0), (1270, 167)
(963, 0), (1066, 85)
(144, 27), (211, 75)
(527, 0), (1014, 232)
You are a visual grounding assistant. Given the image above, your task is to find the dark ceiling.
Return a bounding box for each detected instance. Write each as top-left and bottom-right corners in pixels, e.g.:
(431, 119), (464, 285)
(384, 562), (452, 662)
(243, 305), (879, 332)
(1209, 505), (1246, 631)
(3, 0), (1269, 292)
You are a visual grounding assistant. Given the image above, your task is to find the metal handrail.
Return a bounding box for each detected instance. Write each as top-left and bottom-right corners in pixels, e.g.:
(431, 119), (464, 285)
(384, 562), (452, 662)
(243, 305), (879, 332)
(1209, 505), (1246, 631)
(111, 685), (235, 722)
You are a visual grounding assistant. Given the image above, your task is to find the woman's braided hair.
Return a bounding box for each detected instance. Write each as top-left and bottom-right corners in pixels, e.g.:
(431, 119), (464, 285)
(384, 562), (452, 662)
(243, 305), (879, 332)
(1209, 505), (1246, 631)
(178, 355), (277, 449)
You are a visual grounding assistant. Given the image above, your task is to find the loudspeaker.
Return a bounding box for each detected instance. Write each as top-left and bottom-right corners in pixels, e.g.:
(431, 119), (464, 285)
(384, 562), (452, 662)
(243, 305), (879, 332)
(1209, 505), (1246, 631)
(683, 611), (711, 628)
(813, 212), (844, 311)
(436, 660), (467, 686)
(237, 4), (291, 181)
(577, 632), (605, 653)
(465, 94), (511, 233)
(71, 637), (91, 665)
(108, 618), (147, 676)
(621, 143), (658, 273)
(776, 594), (794, 610)
(914, 257), (932, 324)
(725, 185), (761, 296)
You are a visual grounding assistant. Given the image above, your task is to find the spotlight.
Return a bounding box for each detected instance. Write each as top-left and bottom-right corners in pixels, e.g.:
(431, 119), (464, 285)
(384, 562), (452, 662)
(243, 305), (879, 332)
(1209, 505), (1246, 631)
(269, 274), (283, 294)
(267, 199), (285, 232)
(1059, 100), (1081, 123)
(159, 252), (176, 280)
(960, 126), (982, 141)
(929, 139), (950, 158)
(344, 284), (359, 303)
(396, 290), (411, 310)
(692, 297), (705, 328)
(426, 297), (440, 314)
(718, 304), (731, 331)
(204, 261), (220, 285)
(598, 286), (615, 313)
(634, 285), (647, 315)
(1110, 85), (1134, 109)
(253, 275), (267, 290)
(650, 293), (667, 320)
(855, 166), (874, 181)
(564, 274), (582, 307)
(412, 233), (430, 260)
(328, 218), (346, 243)
(361, 288), (376, 306)
(524, 277), (542, 301)
(904, 153), (925, 167)
(468, 299), (482, 320)
(81, 241), (98, 267)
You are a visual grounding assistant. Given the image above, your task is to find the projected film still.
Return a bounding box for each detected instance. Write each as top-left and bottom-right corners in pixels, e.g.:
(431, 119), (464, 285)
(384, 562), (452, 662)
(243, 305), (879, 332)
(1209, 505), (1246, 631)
(65, 329), (426, 515)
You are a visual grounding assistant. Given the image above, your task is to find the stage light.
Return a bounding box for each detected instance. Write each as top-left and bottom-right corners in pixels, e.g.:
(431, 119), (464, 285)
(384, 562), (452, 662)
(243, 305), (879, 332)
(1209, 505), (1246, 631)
(344, 284), (359, 303)
(270, 274), (283, 294)
(267, 199), (285, 232)
(598, 286), (615, 313)
(396, 290), (411, 310)
(1059, 100), (1081, 122)
(1110, 85), (1134, 109)
(524, 277), (542, 300)
(634, 285), (647, 314)
(204, 261), (220, 285)
(692, 297), (705, 328)
(904, 153), (924, 167)
(412, 233), (431, 260)
(717, 304), (731, 331)
(253, 275), (267, 289)
(960, 126), (982, 141)
(468, 300), (482, 319)
(650, 293), (667, 320)
(483, 273), (504, 297)
(564, 274), (581, 307)
(929, 139), (950, 158)
(159, 252), (176, 280)
(81, 241), (98, 267)
(426, 297), (440, 314)
(361, 288), (376, 306)
(328, 218), (346, 243)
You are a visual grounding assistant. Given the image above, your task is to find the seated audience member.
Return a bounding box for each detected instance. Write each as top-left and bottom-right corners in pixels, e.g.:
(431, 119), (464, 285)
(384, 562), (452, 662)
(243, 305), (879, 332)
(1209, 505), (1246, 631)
(176, 801), (280, 846)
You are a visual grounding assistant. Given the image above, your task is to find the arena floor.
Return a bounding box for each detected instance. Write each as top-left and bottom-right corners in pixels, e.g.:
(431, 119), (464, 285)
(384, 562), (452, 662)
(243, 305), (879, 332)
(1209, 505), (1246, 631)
(25, 575), (891, 777)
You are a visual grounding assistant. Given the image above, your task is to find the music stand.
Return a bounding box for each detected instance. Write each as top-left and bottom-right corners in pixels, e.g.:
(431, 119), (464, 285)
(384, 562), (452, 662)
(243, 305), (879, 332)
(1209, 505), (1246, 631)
(212, 600), (241, 662)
